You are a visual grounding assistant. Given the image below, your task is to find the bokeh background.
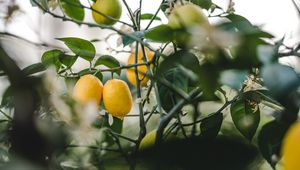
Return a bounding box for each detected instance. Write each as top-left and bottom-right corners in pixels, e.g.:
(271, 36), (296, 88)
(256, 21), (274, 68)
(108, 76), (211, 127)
(0, 0), (300, 98)
(0, 1), (300, 169)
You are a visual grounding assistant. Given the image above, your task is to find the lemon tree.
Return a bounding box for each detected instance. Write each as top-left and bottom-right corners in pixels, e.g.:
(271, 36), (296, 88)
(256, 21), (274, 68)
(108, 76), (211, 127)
(0, 0), (300, 170)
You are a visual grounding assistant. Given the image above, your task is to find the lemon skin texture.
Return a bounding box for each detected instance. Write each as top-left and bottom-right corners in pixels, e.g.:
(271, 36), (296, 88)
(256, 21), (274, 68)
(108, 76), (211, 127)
(92, 0), (122, 25)
(139, 130), (158, 150)
(168, 4), (209, 47)
(126, 48), (154, 87)
(103, 79), (133, 119)
(282, 121), (300, 170)
(73, 74), (104, 106)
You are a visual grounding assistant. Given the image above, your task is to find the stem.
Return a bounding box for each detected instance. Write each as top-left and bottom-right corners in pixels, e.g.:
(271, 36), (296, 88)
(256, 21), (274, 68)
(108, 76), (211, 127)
(121, 0), (138, 29)
(108, 131), (134, 168)
(145, 105), (158, 124)
(155, 87), (200, 145)
(134, 44), (147, 148)
(176, 114), (187, 138)
(67, 144), (120, 153)
(140, 45), (163, 116)
(145, 0), (165, 29)
(108, 130), (137, 144)
(0, 109), (12, 120)
(182, 95), (239, 127)
(191, 102), (199, 137)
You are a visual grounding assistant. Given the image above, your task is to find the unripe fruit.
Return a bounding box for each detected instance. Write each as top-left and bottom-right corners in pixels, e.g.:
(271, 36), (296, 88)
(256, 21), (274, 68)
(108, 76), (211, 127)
(103, 79), (133, 119)
(92, 0), (122, 25)
(168, 4), (209, 47)
(282, 121), (300, 170)
(126, 48), (154, 87)
(168, 4), (209, 29)
(73, 74), (103, 106)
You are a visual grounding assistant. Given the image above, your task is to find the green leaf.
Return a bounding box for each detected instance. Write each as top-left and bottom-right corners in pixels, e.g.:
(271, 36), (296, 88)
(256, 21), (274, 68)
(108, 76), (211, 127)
(230, 99), (260, 140)
(110, 117), (123, 134)
(30, 0), (48, 10)
(22, 63), (46, 76)
(219, 70), (248, 90)
(41, 49), (63, 67)
(258, 120), (290, 168)
(200, 112), (223, 139)
(225, 14), (273, 38)
(257, 45), (277, 64)
(159, 50), (200, 75)
(191, 0), (212, 10)
(1, 86), (13, 108)
(145, 24), (174, 43)
(77, 69), (103, 80)
(59, 55), (78, 68)
(160, 2), (169, 12)
(261, 64), (300, 98)
(94, 71), (103, 81)
(158, 68), (189, 112)
(140, 13), (161, 21)
(57, 37), (96, 61)
(95, 55), (121, 75)
(122, 31), (145, 46)
(60, 0), (84, 21)
(252, 90), (282, 107)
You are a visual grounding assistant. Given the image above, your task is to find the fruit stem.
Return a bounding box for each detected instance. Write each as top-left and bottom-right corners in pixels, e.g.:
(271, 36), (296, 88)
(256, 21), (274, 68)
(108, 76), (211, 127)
(133, 44), (147, 149)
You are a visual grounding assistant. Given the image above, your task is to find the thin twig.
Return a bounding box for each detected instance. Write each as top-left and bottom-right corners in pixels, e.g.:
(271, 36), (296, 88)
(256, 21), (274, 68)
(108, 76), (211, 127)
(145, 0), (165, 29)
(67, 144), (121, 153)
(0, 109), (12, 120)
(182, 95), (239, 127)
(155, 87), (201, 144)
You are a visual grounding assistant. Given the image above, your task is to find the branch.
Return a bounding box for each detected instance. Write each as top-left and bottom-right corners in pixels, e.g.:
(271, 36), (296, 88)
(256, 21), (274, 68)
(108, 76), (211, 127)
(145, 0), (165, 30)
(134, 43), (147, 148)
(67, 144), (121, 153)
(181, 95), (239, 127)
(0, 109), (12, 120)
(155, 87), (201, 144)
(31, 0), (155, 52)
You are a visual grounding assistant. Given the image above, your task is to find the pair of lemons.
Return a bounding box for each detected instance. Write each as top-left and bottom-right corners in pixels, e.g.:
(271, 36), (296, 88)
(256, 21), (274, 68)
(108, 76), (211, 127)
(73, 49), (154, 119)
(73, 75), (132, 119)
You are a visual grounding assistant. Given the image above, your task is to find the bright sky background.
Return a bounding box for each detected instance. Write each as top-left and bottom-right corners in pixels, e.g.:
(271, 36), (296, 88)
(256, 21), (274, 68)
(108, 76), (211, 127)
(0, 0), (299, 96)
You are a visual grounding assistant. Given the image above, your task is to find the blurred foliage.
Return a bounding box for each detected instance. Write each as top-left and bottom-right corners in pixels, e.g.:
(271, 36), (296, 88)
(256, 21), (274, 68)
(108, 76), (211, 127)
(0, 0), (300, 170)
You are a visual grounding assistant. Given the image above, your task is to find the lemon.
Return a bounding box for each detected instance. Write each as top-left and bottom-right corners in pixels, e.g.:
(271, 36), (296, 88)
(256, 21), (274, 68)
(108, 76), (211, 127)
(139, 130), (158, 150)
(168, 4), (209, 47)
(73, 74), (103, 106)
(282, 121), (300, 170)
(126, 48), (154, 87)
(103, 79), (133, 119)
(139, 130), (175, 150)
(92, 0), (122, 25)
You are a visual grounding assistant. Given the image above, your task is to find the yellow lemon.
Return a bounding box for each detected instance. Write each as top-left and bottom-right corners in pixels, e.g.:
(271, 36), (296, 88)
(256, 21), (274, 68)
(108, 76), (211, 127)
(139, 130), (176, 150)
(103, 79), (133, 119)
(126, 48), (154, 87)
(92, 0), (122, 25)
(139, 130), (158, 150)
(282, 121), (300, 170)
(73, 74), (103, 106)
(168, 4), (209, 47)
